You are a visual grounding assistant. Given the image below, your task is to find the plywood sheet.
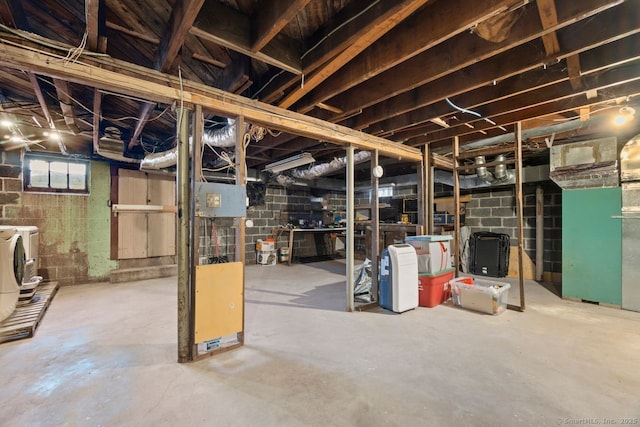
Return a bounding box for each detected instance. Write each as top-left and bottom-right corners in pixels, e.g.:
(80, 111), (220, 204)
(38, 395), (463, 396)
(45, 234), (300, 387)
(507, 246), (535, 280)
(195, 262), (243, 343)
(117, 169), (148, 259)
(148, 176), (176, 257)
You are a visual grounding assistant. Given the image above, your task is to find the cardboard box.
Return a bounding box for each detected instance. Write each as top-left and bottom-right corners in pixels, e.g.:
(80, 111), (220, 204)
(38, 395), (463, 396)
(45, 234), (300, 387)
(256, 240), (275, 251)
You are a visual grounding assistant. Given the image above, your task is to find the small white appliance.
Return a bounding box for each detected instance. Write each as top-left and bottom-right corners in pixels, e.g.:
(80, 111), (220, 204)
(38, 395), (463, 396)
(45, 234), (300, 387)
(386, 244), (419, 313)
(12, 226), (39, 269)
(0, 226), (25, 322)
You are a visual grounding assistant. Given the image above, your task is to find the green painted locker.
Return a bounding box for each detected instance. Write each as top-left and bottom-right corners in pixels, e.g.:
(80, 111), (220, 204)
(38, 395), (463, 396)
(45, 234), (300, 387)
(562, 187), (622, 305)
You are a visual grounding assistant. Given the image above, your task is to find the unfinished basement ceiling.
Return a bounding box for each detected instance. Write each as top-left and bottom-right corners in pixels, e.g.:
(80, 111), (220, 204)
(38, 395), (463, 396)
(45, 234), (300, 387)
(0, 0), (639, 178)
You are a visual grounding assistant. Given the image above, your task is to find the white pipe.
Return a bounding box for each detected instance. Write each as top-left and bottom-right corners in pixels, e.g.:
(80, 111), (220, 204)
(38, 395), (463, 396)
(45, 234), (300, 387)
(535, 185), (544, 281)
(346, 146), (355, 311)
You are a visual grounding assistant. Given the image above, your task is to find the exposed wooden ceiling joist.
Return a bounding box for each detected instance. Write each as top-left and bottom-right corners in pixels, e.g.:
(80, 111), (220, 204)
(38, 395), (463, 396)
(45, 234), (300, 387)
(277, 0), (430, 109)
(0, 41), (422, 161)
(52, 79), (79, 134)
(251, 0), (312, 52)
(345, 2), (639, 131)
(295, 0), (518, 113)
(191, 0), (302, 74)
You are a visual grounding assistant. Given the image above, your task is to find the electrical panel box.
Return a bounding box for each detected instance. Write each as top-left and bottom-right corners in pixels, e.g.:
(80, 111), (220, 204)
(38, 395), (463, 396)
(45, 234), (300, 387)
(194, 182), (247, 218)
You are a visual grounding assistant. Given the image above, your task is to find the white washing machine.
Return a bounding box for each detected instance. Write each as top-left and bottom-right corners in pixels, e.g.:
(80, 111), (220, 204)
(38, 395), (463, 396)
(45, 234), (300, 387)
(0, 226), (25, 322)
(12, 226), (39, 270)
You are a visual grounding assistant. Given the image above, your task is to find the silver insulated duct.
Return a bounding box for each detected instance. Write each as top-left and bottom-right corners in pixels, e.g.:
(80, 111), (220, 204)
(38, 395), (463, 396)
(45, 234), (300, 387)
(140, 119), (239, 170)
(290, 151), (371, 180)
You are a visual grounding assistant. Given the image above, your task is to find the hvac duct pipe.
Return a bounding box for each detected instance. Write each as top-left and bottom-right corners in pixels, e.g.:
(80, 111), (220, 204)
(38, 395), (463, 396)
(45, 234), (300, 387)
(291, 150), (371, 180)
(177, 107), (192, 363)
(461, 114), (610, 152)
(536, 185), (544, 281)
(140, 118), (239, 169)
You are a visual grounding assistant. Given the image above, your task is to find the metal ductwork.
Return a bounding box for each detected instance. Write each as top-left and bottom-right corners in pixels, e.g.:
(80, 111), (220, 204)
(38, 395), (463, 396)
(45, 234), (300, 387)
(475, 154), (515, 184)
(140, 118), (240, 170)
(289, 151), (371, 180)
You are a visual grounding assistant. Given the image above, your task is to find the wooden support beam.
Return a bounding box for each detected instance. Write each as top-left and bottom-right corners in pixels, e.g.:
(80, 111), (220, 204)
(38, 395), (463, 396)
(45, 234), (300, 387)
(155, 0), (205, 73)
(277, 0), (429, 109)
(192, 52), (227, 69)
(27, 73), (53, 128)
(369, 34), (640, 137)
(191, 1), (302, 74)
(452, 137), (461, 275)
(514, 122), (526, 311)
(86, 0), (101, 51)
(0, 39), (422, 161)
(106, 21), (161, 44)
(251, 0), (311, 52)
(346, 1), (639, 131)
(128, 102), (155, 149)
(295, 0), (516, 113)
(566, 54), (584, 90)
(332, 0), (623, 121)
(92, 89), (102, 154)
(536, 0), (561, 55)
(53, 79), (80, 134)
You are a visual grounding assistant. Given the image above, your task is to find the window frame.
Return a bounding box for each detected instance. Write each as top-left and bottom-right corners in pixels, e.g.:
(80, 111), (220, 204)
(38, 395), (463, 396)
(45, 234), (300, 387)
(22, 153), (91, 195)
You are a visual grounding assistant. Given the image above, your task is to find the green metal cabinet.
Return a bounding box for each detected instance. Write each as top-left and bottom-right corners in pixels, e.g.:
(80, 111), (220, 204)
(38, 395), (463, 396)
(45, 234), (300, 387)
(562, 187), (622, 305)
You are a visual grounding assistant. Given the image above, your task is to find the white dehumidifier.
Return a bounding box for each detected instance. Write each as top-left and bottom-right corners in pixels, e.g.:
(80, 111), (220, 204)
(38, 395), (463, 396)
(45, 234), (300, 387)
(0, 226), (25, 322)
(379, 244), (419, 313)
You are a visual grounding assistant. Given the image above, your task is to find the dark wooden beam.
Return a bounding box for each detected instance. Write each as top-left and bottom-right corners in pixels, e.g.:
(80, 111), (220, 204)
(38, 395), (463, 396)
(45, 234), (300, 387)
(53, 79), (80, 134)
(345, 2), (639, 131)
(295, 0), (517, 113)
(409, 77), (640, 146)
(191, 0), (301, 74)
(86, 0), (102, 51)
(277, 0), (430, 109)
(92, 89), (102, 154)
(106, 21), (161, 44)
(328, 0), (624, 120)
(251, 0), (311, 52)
(154, 0), (205, 73)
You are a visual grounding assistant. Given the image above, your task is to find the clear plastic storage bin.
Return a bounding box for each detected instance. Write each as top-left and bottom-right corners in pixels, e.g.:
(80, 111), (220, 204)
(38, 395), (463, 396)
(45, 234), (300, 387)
(450, 277), (510, 315)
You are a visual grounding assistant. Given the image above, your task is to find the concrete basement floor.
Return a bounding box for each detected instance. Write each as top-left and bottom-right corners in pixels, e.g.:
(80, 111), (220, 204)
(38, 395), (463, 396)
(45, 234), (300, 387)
(1, 261), (639, 426)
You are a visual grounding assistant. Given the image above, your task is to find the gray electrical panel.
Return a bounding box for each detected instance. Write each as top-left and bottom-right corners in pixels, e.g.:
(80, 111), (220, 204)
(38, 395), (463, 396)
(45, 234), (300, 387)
(194, 182), (246, 218)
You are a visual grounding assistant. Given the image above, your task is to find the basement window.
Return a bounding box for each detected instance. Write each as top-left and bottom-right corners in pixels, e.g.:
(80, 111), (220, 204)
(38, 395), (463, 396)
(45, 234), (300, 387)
(23, 154), (90, 195)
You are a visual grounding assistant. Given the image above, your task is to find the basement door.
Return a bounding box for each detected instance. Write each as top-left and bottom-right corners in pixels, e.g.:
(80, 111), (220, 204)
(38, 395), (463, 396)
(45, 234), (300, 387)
(113, 168), (176, 259)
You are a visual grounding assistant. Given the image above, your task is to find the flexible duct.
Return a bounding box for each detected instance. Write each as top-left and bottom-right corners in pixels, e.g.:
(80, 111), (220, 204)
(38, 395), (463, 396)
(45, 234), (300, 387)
(475, 156), (494, 182)
(140, 119), (240, 170)
(290, 151), (371, 180)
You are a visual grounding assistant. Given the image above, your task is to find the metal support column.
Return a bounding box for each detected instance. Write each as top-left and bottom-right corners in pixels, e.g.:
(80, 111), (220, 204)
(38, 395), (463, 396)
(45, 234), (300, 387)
(515, 122), (526, 311)
(371, 150), (380, 303)
(346, 146), (355, 311)
(177, 106), (192, 363)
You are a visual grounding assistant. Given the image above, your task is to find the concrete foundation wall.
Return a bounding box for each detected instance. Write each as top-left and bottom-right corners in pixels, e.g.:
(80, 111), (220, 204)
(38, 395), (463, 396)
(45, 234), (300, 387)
(0, 152), (115, 285)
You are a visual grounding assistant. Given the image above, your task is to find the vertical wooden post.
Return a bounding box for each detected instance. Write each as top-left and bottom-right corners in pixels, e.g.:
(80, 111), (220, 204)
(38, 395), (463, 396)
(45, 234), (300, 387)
(346, 145), (355, 311)
(235, 116), (247, 344)
(189, 105), (203, 358)
(371, 150), (380, 302)
(515, 122), (526, 311)
(453, 137), (461, 275)
(177, 106), (192, 363)
(417, 147), (426, 234)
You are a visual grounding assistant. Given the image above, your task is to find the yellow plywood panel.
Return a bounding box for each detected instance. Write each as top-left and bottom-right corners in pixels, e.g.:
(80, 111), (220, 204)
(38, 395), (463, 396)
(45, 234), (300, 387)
(118, 169), (148, 204)
(195, 262), (244, 343)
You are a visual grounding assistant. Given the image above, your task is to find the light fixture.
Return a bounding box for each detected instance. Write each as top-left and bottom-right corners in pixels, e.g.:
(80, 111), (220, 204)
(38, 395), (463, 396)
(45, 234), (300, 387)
(614, 106), (635, 126)
(0, 119), (13, 128)
(264, 152), (315, 174)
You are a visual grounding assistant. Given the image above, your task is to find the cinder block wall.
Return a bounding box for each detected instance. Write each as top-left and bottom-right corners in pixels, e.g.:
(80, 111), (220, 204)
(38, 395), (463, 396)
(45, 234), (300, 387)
(197, 186), (347, 265)
(464, 182), (562, 274)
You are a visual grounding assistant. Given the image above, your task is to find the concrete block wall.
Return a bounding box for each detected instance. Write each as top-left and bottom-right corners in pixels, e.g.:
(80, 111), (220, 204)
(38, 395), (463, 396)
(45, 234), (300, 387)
(464, 181), (562, 273)
(196, 186), (347, 265)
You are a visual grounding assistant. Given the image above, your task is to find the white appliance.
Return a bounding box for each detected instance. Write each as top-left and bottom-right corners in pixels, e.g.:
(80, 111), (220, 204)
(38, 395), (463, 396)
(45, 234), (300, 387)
(387, 244), (419, 313)
(12, 226), (39, 269)
(0, 226), (25, 322)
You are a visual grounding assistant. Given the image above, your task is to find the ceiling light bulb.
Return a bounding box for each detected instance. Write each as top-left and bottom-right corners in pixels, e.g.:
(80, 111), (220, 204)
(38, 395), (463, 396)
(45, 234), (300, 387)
(0, 119), (13, 128)
(48, 132), (61, 141)
(613, 106), (635, 126)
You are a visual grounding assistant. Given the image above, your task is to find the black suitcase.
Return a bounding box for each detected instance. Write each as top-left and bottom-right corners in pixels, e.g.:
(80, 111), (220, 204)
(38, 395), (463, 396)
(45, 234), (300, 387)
(469, 232), (510, 277)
